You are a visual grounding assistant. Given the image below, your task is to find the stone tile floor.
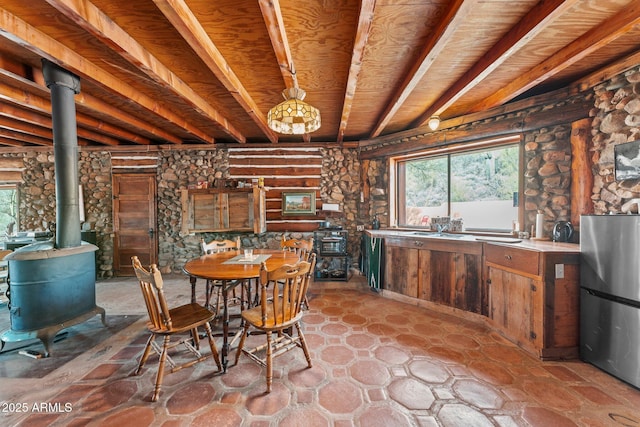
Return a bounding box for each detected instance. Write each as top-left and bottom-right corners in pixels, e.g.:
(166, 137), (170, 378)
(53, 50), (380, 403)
(0, 273), (639, 426)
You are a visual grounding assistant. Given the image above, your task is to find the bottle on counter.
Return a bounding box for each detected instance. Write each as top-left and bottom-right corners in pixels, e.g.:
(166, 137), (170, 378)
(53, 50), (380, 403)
(372, 214), (380, 230)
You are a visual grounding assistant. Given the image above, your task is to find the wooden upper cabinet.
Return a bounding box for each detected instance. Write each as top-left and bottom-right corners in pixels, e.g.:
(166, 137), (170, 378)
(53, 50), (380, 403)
(180, 187), (266, 234)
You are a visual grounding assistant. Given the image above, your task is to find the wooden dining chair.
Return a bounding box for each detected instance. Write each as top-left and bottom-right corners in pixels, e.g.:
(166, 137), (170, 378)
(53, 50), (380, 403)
(281, 236), (314, 259)
(200, 238), (241, 314)
(280, 236), (314, 308)
(132, 256), (221, 402)
(234, 254), (316, 393)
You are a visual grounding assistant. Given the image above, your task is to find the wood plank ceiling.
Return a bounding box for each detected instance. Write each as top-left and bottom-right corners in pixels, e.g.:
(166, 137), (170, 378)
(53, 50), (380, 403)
(0, 0), (639, 149)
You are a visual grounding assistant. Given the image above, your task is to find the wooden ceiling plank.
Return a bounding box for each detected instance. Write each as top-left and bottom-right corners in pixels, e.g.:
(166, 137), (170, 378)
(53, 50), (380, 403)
(44, 0), (244, 144)
(412, 0), (577, 128)
(259, 0), (297, 90)
(574, 49), (640, 92)
(154, 0), (277, 143)
(369, 0), (473, 138)
(0, 6), (212, 144)
(471, 2), (640, 113)
(337, 0), (376, 143)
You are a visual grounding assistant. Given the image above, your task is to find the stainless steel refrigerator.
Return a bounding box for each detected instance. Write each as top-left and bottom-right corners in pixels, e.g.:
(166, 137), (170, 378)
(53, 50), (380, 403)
(580, 214), (640, 389)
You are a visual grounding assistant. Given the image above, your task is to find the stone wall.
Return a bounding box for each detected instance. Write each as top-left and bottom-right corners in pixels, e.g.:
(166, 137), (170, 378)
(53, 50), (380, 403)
(17, 150), (114, 278)
(12, 146), (364, 277)
(523, 125), (572, 237)
(590, 66), (640, 214)
(157, 146), (363, 273)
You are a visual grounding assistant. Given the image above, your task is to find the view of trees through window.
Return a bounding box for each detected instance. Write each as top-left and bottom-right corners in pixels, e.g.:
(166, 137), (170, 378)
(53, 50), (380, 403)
(400, 144), (519, 232)
(0, 187), (18, 240)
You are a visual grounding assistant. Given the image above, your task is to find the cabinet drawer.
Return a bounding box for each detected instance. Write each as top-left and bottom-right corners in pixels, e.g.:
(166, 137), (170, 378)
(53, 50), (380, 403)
(485, 244), (539, 276)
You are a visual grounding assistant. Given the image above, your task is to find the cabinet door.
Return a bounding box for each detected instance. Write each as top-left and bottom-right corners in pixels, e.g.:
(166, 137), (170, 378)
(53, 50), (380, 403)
(454, 252), (483, 314)
(384, 244), (419, 297)
(488, 266), (541, 349)
(428, 250), (455, 306)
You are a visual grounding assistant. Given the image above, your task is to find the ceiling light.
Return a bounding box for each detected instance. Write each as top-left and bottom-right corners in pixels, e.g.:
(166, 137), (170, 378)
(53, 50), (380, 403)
(267, 88), (321, 135)
(428, 115), (440, 131)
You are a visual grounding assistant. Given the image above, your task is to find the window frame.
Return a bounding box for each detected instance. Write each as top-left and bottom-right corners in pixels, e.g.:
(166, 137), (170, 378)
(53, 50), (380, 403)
(390, 135), (523, 233)
(0, 184), (19, 240)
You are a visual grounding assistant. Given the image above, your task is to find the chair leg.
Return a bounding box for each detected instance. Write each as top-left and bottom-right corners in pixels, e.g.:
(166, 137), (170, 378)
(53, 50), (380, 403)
(234, 322), (250, 366)
(203, 322), (222, 371)
(152, 335), (171, 402)
(266, 331), (273, 393)
(191, 328), (200, 349)
(135, 334), (155, 375)
(295, 322), (312, 368)
(205, 280), (213, 309)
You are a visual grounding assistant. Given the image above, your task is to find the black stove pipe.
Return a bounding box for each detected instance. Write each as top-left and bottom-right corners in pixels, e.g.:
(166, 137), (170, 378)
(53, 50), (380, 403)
(42, 59), (82, 249)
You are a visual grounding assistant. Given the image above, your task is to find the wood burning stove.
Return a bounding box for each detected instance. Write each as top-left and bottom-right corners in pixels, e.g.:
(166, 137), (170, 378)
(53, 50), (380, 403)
(0, 60), (105, 357)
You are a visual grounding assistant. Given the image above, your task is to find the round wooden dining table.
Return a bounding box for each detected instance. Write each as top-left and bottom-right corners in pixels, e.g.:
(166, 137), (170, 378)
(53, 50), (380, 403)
(183, 248), (300, 371)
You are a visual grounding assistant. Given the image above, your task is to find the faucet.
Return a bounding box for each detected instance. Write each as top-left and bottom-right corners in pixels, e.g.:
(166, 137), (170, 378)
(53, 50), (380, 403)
(435, 223), (449, 234)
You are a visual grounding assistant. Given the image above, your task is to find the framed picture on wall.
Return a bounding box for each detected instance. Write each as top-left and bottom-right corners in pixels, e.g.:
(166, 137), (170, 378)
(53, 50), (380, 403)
(282, 192), (316, 215)
(615, 140), (640, 181)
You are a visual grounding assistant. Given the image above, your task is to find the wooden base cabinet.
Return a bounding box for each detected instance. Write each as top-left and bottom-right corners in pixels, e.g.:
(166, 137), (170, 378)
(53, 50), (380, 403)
(383, 237), (484, 314)
(423, 250), (484, 315)
(384, 241), (419, 297)
(485, 244), (580, 360)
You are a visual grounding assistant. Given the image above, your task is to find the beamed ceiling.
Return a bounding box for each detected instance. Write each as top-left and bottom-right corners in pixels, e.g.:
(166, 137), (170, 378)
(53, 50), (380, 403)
(0, 0), (640, 150)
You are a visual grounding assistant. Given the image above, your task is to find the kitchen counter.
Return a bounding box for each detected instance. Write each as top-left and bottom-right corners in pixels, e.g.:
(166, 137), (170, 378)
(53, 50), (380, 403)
(363, 228), (580, 360)
(365, 229), (579, 253)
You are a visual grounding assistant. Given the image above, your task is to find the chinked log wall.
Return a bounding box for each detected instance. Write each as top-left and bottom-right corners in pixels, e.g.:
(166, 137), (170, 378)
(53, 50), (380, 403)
(227, 147), (324, 232)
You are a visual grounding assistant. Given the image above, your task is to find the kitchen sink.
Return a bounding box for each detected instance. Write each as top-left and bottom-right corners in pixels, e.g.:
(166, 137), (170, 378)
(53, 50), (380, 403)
(412, 232), (466, 239)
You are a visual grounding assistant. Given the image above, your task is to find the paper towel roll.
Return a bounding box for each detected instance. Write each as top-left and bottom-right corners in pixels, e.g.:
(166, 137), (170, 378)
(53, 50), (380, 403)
(535, 212), (544, 239)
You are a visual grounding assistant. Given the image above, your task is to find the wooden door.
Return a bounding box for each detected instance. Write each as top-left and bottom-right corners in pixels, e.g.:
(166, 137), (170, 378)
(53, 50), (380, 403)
(113, 173), (157, 276)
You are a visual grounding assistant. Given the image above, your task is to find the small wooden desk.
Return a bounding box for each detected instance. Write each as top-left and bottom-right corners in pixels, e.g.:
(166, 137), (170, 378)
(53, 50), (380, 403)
(183, 248), (299, 371)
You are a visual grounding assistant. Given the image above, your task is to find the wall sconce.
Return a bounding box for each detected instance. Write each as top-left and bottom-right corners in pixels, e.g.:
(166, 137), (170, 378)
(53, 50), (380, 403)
(428, 116), (440, 131)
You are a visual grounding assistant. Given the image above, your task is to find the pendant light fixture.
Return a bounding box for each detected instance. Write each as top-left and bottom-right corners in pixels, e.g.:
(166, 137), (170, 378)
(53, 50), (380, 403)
(267, 87), (321, 135)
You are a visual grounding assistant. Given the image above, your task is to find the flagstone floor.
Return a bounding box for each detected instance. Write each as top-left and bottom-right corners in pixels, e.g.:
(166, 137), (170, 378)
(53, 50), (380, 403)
(0, 273), (639, 426)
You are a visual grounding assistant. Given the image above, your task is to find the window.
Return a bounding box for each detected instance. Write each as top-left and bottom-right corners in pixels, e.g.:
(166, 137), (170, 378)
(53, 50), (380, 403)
(392, 137), (521, 233)
(0, 185), (18, 240)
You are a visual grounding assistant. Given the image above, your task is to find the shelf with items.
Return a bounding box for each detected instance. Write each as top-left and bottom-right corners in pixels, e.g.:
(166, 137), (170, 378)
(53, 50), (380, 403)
(313, 229), (350, 282)
(315, 255), (350, 281)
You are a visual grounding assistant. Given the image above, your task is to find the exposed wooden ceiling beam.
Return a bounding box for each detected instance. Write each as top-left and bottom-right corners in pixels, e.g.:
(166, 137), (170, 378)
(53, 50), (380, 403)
(259, 0), (297, 90)
(369, 0), (473, 138)
(0, 102), (122, 146)
(0, 136), (27, 147)
(337, 0), (376, 143)
(0, 6), (211, 144)
(471, 1), (640, 113)
(0, 127), (51, 146)
(412, 0), (576, 128)
(154, 0), (277, 143)
(0, 74), (166, 144)
(44, 0), (244, 144)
